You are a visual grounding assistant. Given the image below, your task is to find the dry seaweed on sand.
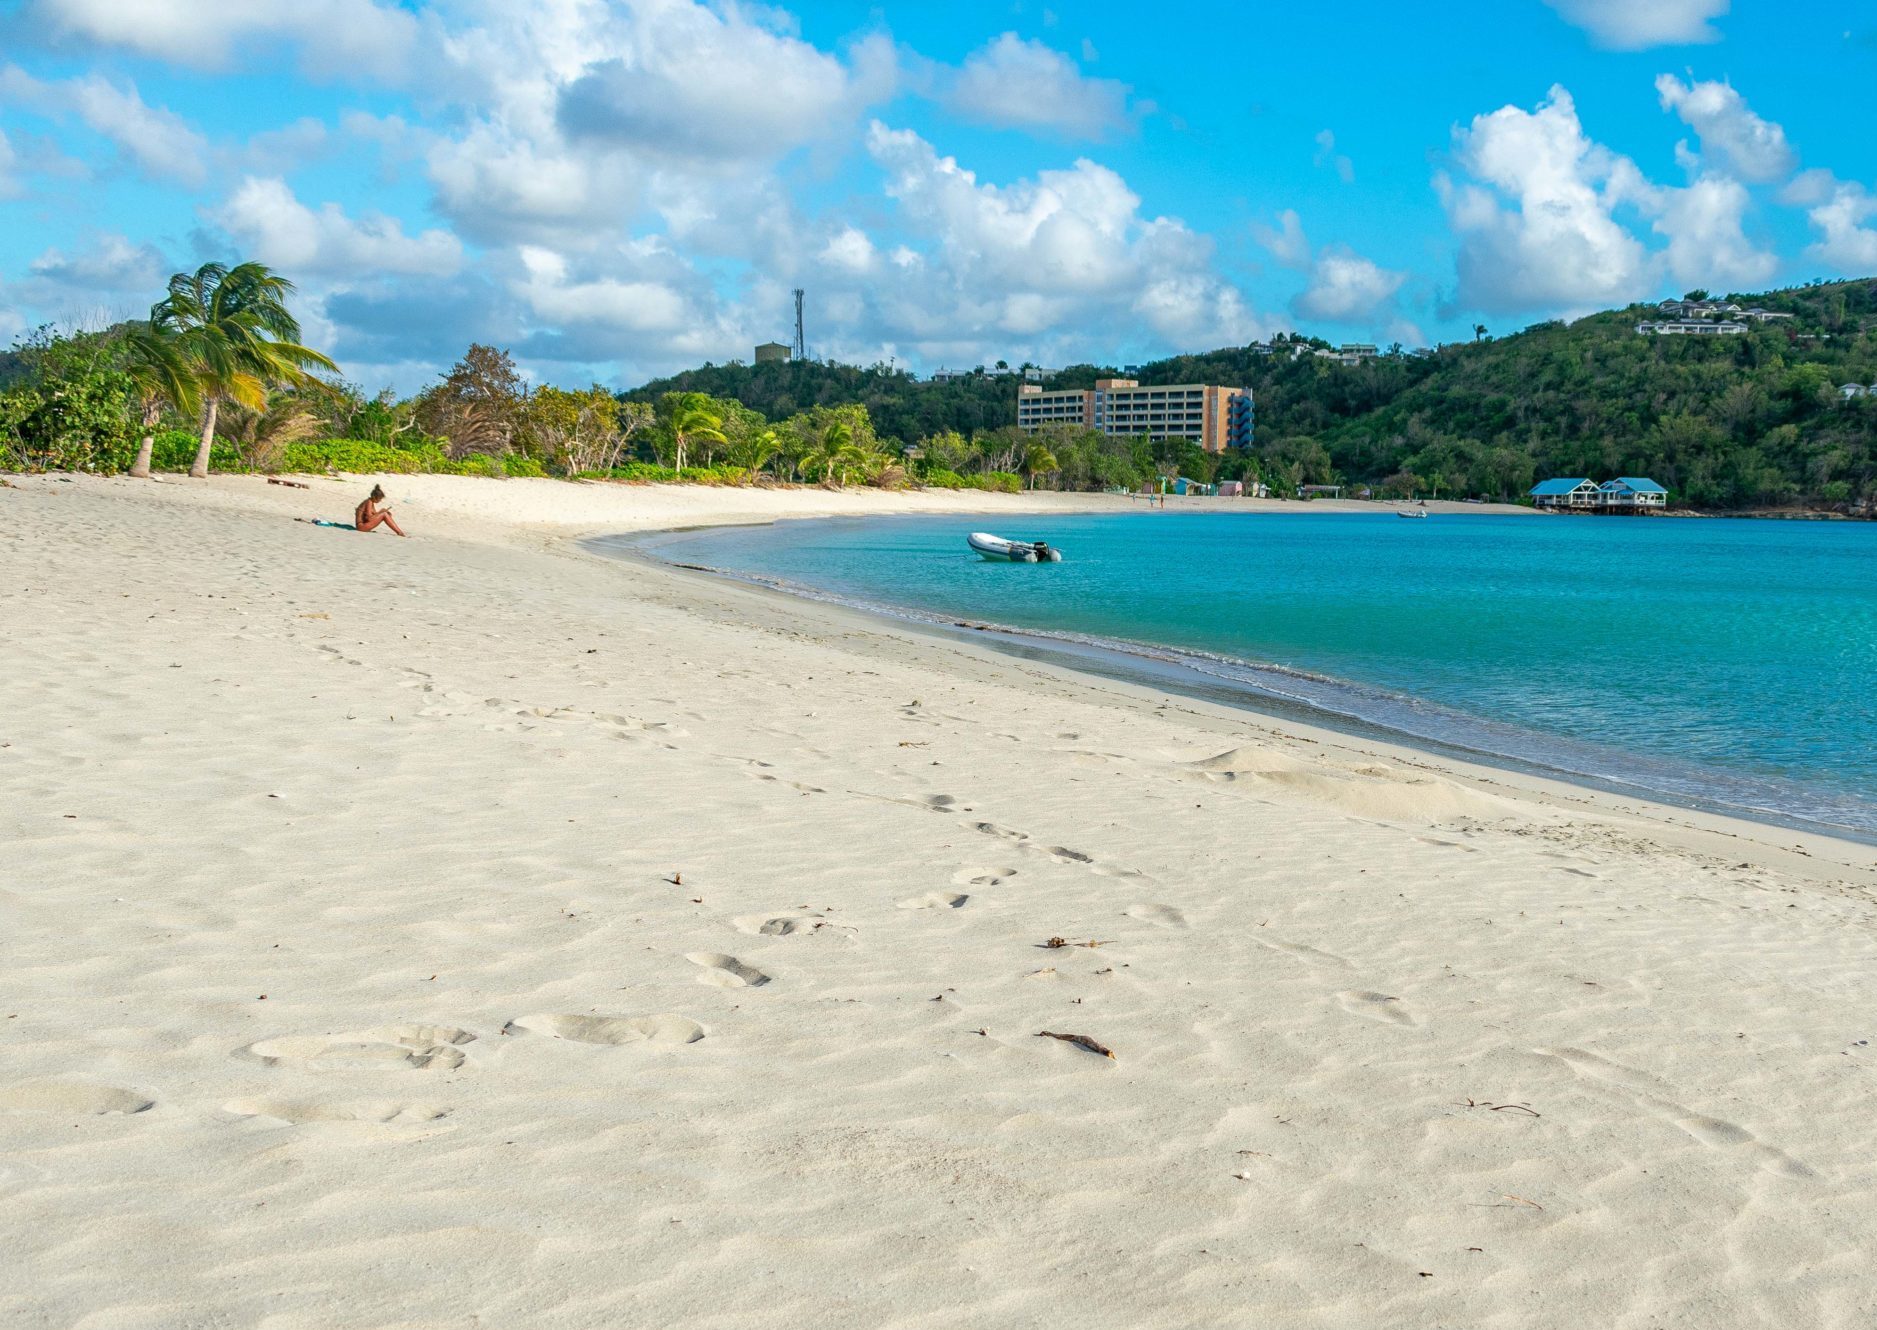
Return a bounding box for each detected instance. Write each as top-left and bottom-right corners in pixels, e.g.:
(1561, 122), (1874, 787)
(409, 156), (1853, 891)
(1036, 1030), (1115, 1059)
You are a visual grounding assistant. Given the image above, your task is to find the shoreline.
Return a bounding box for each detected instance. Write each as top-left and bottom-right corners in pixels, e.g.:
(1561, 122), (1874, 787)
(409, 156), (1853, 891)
(8, 470), (1877, 1328)
(601, 520), (1877, 851)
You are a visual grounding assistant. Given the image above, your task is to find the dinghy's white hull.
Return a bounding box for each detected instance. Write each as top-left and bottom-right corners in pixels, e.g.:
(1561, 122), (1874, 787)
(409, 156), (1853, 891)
(968, 532), (1061, 562)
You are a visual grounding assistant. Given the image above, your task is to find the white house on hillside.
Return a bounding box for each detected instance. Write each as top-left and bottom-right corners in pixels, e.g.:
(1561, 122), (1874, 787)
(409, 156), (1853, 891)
(1637, 319), (1748, 336)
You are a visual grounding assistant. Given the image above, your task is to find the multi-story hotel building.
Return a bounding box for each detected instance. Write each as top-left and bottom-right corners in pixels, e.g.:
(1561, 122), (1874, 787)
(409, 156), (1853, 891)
(1017, 378), (1253, 452)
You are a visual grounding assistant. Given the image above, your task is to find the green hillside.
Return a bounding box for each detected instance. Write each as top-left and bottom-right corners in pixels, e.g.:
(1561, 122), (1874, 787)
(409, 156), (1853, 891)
(633, 279), (1877, 508)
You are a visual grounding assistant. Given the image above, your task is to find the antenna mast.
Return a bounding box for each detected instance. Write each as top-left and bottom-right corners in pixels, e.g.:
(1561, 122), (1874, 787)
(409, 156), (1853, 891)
(791, 288), (805, 361)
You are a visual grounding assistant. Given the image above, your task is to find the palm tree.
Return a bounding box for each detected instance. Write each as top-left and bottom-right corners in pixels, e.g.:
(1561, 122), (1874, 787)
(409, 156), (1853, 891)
(1472, 323), (1488, 343)
(729, 427), (781, 481)
(830, 441), (875, 487)
(668, 399), (725, 473)
(813, 419), (854, 484)
(1021, 445), (1059, 490)
(122, 322), (198, 479)
(152, 262), (336, 478)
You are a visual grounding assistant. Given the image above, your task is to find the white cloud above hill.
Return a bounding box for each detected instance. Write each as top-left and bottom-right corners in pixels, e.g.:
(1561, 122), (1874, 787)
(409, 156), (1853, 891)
(216, 178), (464, 279)
(1438, 83), (1776, 316)
(1544, 0), (1729, 50)
(942, 34), (1134, 139)
(1655, 75), (1796, 184)
(0, 66), (208, 185)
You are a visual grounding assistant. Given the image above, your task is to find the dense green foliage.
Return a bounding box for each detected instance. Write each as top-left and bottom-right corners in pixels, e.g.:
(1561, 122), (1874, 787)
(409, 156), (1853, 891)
(0, 328), (137, 472)
(627, 359), (1025, 442)
(6, 274), (1873, 508)
(632, 281), (1877, 508)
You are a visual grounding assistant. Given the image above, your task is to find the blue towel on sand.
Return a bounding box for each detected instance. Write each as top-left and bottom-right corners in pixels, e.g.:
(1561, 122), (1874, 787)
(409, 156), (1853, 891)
(312, 519), (357, 530)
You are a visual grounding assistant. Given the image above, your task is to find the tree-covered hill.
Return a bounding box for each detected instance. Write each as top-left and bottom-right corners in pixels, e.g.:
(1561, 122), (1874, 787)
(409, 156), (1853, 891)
(631, 279), (1877, 508)
(624, 359), (1023, 443)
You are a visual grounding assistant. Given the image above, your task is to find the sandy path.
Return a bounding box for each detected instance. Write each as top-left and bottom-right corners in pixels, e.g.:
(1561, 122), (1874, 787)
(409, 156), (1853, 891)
(2, 474), (1874, 1329)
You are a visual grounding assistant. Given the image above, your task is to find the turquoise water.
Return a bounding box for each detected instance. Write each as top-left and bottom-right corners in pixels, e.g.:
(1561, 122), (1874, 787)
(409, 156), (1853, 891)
(635, 513), (1877, 839)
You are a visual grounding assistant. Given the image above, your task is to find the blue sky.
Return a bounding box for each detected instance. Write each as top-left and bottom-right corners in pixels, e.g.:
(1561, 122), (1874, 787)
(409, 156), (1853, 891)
(1, 0), (1874, 393)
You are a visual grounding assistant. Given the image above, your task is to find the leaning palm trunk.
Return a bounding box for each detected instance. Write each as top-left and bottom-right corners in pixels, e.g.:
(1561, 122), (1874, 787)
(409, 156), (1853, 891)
(130, 405), (159, 479)
(190, 397), (220, 478)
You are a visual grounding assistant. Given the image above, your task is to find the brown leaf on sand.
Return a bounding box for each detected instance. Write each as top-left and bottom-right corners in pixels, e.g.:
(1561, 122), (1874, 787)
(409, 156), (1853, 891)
(1037, 1030), (1115, 1059)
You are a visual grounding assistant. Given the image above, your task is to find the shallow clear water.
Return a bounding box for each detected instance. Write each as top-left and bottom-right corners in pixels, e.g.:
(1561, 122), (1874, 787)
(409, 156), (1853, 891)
(637, 512), (1877, 839)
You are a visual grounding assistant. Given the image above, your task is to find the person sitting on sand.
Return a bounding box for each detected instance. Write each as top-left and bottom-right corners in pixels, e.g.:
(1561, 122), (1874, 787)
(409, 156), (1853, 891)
(355, 485), (408, 537)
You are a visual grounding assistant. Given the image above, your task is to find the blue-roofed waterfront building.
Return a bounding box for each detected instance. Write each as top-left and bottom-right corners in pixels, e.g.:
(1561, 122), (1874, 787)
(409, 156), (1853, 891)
(1597, 478), (1668, 511)
(1529, 478), (1600, 509)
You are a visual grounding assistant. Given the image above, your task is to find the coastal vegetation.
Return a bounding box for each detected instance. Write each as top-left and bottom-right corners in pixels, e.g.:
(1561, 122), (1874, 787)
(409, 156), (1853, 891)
(2, 267), (1873, 510)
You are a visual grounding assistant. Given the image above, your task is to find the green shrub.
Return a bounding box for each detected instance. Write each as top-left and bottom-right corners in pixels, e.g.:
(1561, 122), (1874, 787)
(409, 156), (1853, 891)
(919, 468), (965, 489)
(278, 439), (442, 474)
(589, 462), (750, 485)
(448, 453), (505, 478)
(503, 453), (547, 478)
(962, 471), (1022, 494)
(148, 429), (234, 472)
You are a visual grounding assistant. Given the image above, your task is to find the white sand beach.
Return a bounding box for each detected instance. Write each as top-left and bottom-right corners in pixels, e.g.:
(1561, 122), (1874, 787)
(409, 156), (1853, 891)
(4, 472), (1875, 1329)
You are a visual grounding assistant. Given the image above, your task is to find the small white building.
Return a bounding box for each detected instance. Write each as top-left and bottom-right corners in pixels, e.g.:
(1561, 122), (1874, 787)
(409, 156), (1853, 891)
(1637, 320), (1748, 336)
(1841, 383), (1873, 401)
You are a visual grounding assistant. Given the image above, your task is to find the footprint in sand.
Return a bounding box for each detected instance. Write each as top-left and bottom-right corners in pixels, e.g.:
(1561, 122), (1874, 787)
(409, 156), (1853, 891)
(241, 1024), (476, 1071)
(1336, 990), (1418, 1026)
(686, 953), (771, 987)
(223, 1097), (448, 1124)
(1125, 903), (1188, 928)
(1534, 1046), (1813, 1178)
(969, 821), (1030, 843)
(0, 1081), (153, 1115)
(954, 867), (1018, 887)
(899, 892), (970, 910)
(1259, 939), (1354, 970)
(731, 913), (854, 938)
(504, 1013), (704, 1045)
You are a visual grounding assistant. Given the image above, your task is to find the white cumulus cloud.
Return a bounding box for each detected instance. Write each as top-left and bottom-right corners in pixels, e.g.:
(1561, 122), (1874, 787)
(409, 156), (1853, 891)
(26, 0), (417, 80)
(0, 66), (208, 185)
(861, 121), (1267, 362)
(1440, 82), (1781, 314)
(1545, 0), (1728, 49)
(216, 177), (464, 278)
(1800, 177), (1877, 272)
(1655, 75), (1795, 183)
(1295, 247), (1408, 323)
(556, 12), (895, 161)
(943, 33), (1133, 139)
(1438, 86), (1650, 314)
(1252, 209), (1311, 269)
(1646, 174), (1777, 288)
